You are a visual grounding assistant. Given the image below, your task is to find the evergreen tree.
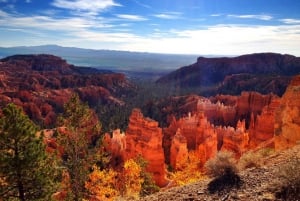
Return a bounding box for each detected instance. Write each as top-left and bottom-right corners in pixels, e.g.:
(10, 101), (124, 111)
(0, 103), (57, 201)
(56, 94), (102, 201)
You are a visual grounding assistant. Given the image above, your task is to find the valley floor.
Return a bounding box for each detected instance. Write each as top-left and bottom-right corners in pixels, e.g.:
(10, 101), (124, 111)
(137, 144), (300, 201)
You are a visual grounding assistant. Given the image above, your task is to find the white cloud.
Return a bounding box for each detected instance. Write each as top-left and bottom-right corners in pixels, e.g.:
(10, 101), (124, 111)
(1, 8), (300, 56)
(228, 14), (273, 21)
(117, 24), (300, 56)
(153, 12), (182, 19)
(115, 14), (147, 21)
(25, 0), (31, 3)
(280, 18), (300, 24)
(211, 14), (222, 17)
(0, 10), (8, 17)
(52, 0), (121, 13)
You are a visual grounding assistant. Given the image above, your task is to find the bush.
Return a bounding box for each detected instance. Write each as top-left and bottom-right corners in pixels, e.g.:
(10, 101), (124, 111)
(238, 151), (262, 170)
(205, 151), (237, 178)
(275, 157), (300, 200)
(205, 151), (241, 193)
(238, 148), (274, 170)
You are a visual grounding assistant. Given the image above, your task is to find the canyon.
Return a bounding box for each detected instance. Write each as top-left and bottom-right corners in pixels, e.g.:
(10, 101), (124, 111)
(1, 54), (300, 188)
(106, 75), (300, 186)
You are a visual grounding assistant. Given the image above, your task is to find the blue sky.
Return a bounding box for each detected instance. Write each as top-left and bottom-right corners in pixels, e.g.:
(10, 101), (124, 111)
(0, 0), (300, 55)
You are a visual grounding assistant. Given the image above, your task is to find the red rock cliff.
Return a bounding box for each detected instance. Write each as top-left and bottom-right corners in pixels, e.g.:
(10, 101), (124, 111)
(124, 109), (168, 187)
(275, 75), (300, 149)
(164, 112), (218, 167)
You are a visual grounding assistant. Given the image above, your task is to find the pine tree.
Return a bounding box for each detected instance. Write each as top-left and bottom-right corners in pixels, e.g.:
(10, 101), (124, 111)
(56, 94), (102, 201)
(0, 103), (57, 201)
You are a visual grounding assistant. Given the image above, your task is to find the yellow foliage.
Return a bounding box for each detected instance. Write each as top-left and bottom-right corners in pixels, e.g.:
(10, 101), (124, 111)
(123, 159), (144, 197)
(85, 165), (118, 201)
(170, 151), (203, 186)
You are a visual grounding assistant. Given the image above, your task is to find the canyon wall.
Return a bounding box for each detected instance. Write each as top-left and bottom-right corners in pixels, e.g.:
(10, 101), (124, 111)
(275, 75), (300, 149)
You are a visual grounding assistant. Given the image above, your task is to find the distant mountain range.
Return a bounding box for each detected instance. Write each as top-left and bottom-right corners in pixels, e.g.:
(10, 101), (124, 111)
(0, 45), (198, 74)
(156, 53), (300, 96)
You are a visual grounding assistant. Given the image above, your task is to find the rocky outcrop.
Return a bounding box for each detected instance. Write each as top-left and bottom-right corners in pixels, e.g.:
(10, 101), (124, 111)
(164, 112), (218, 167)
(218, 120), (249, 157)
(124, 109), (168, 187)
(249, 97), (281, 148)
(275, 75), (300, 149)
(106, 129), (126, 167)
(236, 92), (274, 120)
(170, 129), (188, 170)
(156, 53), (300, 96)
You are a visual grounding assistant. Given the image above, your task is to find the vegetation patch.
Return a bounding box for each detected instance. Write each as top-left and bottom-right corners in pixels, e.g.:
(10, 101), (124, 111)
(205, 151), (242, 194)
(275, 157), (300, 200)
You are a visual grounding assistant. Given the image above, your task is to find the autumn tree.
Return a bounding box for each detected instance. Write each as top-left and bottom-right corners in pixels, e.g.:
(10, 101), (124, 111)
(121, 159), (144, 198)
(170, 151), (203, 186)
(85, 165), (118, 201)
(56, 94), (102, 201)
(0, 103), (57, 201)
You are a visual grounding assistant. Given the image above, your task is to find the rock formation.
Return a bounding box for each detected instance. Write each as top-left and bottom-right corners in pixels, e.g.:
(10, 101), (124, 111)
(164, 112), (218, 167)
(170, 129), (188, 170)
(248, 97), (281, 148)
(106, 129), (126, 167)
(275, 75), (300, 149)
(124, 109), (168, 187)
(218, 120), (249, 157)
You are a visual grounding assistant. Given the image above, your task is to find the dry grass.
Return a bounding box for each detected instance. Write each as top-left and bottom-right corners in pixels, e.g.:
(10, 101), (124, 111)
(205, 151), (241, 193)
(238, 148), (274, 170)
(275, 157), (300, 200)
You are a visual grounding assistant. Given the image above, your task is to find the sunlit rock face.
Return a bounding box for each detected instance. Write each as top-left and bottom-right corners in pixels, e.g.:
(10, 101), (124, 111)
(170, 129), (188, 170)
(218, 120), (249, 157)
(248, 97), (281, 148)
(104, 129), (126, 167)
(124, 108), (168, 187)
(275, 75), (300, 150)
(163, 112), (218, 167)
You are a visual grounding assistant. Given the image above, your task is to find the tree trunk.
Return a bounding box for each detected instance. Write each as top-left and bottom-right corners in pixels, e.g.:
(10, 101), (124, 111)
(17, 174), (25, 201)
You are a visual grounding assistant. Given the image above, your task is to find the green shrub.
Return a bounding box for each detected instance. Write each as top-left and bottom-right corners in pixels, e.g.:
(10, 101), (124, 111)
(275, 157), (300, 200)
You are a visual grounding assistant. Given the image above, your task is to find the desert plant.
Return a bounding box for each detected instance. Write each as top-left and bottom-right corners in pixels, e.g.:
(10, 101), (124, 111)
(238, 151), (262, 170)
(275, 157), (300, 200)
(205, 151), (237, 177)
(205, 151), (241, 193)
(238, 148), (274, 170)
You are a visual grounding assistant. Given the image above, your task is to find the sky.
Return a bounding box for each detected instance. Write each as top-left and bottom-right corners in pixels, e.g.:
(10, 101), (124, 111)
(0, 0), (300, 55)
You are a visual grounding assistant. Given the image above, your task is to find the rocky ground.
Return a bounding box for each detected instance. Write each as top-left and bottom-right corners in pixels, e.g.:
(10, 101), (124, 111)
(137, 144), (300, 201)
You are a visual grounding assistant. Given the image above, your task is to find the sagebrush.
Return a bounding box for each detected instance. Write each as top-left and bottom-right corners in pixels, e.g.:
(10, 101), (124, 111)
(205, 151), (241, 193)
(275, 157), (300, 200)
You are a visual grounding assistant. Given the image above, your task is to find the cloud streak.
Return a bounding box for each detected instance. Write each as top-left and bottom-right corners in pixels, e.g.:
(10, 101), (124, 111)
(280, 18), (300, 24)
(52, 0), (121, 13)
(115, 14), (148, 21)
(228, 14), (273, 21)
(153, 12), (182, 19)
